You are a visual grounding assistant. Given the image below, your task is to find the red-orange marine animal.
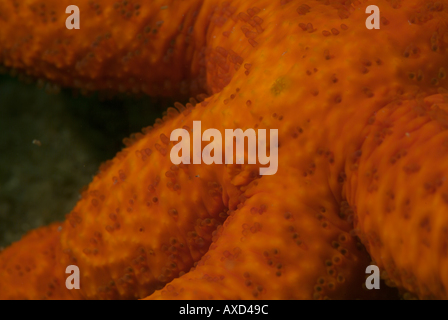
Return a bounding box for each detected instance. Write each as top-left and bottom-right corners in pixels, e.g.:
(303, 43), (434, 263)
(0, 0), (448, 299)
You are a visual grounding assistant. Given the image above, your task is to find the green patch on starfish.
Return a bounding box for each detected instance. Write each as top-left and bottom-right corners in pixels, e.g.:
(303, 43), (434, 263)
(271, 77), (290, 96)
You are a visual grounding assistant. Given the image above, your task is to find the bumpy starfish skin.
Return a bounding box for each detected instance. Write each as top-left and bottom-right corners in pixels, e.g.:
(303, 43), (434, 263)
(1, 0), (448, 300)
(346, 95), (448, 299)
(0, 0), (212, 97)
(0, 223), (72, 299)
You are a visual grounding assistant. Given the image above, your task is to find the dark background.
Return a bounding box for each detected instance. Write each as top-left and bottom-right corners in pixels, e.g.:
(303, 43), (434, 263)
(0, 73), (173, 248)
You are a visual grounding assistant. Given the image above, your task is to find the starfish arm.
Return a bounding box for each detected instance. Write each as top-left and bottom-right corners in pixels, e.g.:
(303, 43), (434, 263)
(345, 94), (448, 299)
(0, 111), (230, 299)
(0, 0), (212, 97)
(0, 222), (74, 300)
(145, 171), (397, 300)
(0, 80), (268, 299)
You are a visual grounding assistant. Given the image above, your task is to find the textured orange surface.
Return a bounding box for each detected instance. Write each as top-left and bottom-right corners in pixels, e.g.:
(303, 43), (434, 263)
(0, 0), (209, 97)
(0, 223), (72, 299)
(345, 95), (448, 299)
(1, 0), (448, 299)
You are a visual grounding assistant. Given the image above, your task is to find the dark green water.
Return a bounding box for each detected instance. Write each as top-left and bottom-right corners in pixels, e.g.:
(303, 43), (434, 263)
(0, 74), (171, 248)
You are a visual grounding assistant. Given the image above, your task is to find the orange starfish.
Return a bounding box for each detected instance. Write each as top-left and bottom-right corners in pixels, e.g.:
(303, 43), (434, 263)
(1, 0), (448, 300)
